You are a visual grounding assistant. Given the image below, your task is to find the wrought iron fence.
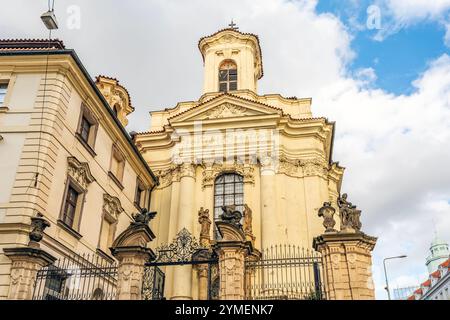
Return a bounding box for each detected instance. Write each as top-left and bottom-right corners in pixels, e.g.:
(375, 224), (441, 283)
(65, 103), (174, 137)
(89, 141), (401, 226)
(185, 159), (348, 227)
(142, 265), (165, 300)
(142, 228), (219, 300)
(32, 253), (118, 300)
(245, 245), (325, 300)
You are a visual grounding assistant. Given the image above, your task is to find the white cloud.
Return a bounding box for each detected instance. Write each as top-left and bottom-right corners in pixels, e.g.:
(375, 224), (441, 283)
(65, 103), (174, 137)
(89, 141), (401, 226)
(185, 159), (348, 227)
(445, 20), (450, 47)
(386, 0), (450, 21)
(1, 0), (449, 299)
(372, 0), (450, 41)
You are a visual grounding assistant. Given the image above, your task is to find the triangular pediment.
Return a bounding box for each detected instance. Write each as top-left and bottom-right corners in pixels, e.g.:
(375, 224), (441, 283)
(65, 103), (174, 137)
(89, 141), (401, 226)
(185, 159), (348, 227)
(168, 94), (283, 123)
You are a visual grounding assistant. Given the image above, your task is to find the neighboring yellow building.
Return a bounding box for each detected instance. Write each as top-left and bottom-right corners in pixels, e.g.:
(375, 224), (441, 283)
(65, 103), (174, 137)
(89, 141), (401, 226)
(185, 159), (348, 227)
(136, 28), (345, 299)
(0, 39), (158, 299)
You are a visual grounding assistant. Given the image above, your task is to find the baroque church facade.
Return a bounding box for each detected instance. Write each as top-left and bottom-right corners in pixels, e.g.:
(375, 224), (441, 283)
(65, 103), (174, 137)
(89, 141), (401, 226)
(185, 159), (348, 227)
(0, 27), (377, 301)
(137, 28), (345, 299)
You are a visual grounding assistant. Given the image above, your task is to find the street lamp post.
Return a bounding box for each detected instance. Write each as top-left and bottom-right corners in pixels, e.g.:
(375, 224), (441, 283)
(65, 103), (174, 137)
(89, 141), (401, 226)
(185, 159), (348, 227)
(383, 255), (407, 300)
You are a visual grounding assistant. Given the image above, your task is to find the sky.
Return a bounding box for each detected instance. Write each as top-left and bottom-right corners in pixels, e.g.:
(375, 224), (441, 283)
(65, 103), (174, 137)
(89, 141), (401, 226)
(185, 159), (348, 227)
(1, 0), (449, 299)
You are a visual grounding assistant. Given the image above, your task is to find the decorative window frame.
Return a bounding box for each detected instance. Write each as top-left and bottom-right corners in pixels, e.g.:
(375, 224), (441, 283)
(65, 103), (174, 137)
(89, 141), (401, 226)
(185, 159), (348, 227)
(58, 157), (95, 238)
(202, 162), (254, 189)
(76, 103), (99, 157)
(97, 193), (123, 257)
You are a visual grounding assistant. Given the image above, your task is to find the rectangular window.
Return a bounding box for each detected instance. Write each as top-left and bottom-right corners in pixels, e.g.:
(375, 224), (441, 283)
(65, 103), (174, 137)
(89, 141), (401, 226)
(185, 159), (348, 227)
(62, 185), (79, 228)
(0, 83), (8, 104)
(135, 179), (146, 209)
(79, 116), (91, 144)
(59, 178), (85, 236)
(76, 103), (98, 155)
(109, 146), (125, 186)
(98, 217), (116, 254)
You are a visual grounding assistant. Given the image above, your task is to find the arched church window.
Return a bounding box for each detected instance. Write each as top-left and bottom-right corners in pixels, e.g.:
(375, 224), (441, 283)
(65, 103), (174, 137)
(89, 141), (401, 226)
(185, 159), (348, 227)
(218, 60), (237, 92)
(213, 173), (244, 238)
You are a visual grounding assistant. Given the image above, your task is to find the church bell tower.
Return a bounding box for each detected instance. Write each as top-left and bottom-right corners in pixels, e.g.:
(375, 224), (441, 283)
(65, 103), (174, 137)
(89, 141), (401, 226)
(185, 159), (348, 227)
(198, 24), (263, 94)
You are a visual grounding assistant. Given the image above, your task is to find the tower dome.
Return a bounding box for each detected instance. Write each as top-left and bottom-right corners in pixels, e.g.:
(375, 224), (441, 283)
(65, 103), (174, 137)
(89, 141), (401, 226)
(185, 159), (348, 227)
(426, 234), (449, 273)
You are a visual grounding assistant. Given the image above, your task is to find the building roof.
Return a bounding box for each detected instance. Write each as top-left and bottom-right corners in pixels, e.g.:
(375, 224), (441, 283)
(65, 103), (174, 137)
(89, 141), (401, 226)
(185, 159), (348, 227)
(439, 258), (450, 268)
(421, 279), (431, 287)
(0, 39), (65, 51)
(430, 270), (441, 279)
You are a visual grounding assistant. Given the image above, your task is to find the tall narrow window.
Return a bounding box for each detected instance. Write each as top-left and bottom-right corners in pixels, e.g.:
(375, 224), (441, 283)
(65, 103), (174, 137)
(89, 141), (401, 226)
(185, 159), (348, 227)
(218, 60), (237, 92)
(109, 145), (125, 188)
(62, 185), (79, 227)
(214, 173), (244, 238)
(0, 83), (8, 104)
(76, 104), (99, 156)
(134, 178), (146, 209)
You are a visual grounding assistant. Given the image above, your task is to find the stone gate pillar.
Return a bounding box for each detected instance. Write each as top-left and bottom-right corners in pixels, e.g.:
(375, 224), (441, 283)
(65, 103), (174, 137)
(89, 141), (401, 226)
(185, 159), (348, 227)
(313, 195), (377, 300)
(111, 209), (156, 300)
(213, 207), (255, 300)
(4, 213), (56, 300)
(313, 232), (377, 300)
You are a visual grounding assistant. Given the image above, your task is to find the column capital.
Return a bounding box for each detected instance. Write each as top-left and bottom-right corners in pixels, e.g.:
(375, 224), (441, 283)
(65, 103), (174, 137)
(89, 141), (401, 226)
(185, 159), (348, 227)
(179, 162), (196, 179)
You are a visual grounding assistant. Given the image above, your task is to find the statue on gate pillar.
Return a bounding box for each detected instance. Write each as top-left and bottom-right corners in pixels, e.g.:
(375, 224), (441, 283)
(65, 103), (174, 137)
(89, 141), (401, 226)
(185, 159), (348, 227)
(198, 207), (211, 247)
(317, 202), (337, 233)
(314, 193), (377, 300)
(337, 193), (362, 233)
(243, 204), (255, 244)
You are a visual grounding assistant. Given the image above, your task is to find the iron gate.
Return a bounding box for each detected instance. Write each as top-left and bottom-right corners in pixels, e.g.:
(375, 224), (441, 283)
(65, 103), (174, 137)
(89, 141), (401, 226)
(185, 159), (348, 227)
(245, 245), (325, 300)
(142, 228), (219, 300)
(32, 253), (118, 300)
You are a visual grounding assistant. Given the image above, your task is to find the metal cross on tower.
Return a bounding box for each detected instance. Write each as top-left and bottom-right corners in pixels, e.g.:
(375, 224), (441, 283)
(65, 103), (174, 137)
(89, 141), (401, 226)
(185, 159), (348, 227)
(228, 19), (239, 30)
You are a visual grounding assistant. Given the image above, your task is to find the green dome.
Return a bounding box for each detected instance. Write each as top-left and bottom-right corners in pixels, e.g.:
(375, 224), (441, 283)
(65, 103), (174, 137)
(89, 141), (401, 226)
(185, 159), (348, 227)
(430, 236), (448, 248)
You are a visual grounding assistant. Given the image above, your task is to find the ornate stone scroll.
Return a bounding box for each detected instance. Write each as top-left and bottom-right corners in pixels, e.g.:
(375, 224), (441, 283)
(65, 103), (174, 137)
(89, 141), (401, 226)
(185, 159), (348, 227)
(202, 103), (248, 119)
(201, 162), (254, 189)
(67, 156), (95, 189)
(198, 207), (211, 247)
(103, 193), (124, 223)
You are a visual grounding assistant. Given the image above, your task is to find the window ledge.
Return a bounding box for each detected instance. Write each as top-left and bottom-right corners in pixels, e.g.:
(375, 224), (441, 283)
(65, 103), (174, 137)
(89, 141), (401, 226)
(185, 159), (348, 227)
(108, 171), (124, 190)
(57, 220), (83, 240)
(96, 248), (115, 264)
(75, 133), (97, 157)
(0, 106), (9, 113)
